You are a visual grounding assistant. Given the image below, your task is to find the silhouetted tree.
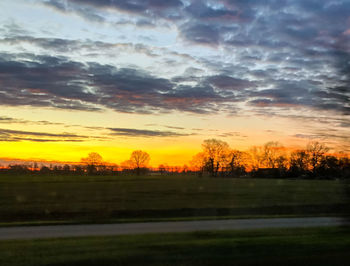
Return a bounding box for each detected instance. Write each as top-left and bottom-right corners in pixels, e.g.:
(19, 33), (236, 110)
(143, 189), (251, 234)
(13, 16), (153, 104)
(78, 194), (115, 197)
(202, 139), (230, 177)
(73, 165), (84, 175)
(63, 164), (70, 174)
(306, 141), (329, 176)
(290, 150), (309, 176)
(339, 156), (350, 179)
(40, 166), (51, 174)
(81, 152), (103, 174)
(129, 150), (150, 175)
(8, 164), (30, 174)
(261, 142), (286, 169)
(317, 155), (340, 178)
(227, 150), (247, 177)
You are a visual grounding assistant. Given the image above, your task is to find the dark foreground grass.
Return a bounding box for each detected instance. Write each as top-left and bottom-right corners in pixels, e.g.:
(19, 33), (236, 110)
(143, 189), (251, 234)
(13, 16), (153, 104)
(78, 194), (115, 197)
(0, 174), (348, 225)
(0, 227), (350, 266)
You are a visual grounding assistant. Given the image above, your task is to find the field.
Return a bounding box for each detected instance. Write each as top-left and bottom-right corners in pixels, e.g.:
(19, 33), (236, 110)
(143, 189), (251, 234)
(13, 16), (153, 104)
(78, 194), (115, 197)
(0, 227), (350, 266)
(0, 174), (348, 225)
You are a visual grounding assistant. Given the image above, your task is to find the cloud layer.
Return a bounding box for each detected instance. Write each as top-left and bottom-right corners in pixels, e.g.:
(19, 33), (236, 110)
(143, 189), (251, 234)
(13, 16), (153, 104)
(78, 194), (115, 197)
(108, 128), (192, 137)
(0, 0), (349, 150)
(1, 0), (349, 117)
(0, 128), (90, 142)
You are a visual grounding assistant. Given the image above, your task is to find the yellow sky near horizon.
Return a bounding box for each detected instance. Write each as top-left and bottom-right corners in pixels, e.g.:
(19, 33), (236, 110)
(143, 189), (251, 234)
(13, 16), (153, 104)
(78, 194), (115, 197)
(1, 105), (347, 166)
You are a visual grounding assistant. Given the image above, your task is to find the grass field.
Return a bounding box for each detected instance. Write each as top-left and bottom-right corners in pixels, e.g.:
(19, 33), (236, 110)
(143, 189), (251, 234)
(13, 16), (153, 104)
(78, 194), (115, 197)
(0, 174), (348, 225)
(0, 227), (349, 266)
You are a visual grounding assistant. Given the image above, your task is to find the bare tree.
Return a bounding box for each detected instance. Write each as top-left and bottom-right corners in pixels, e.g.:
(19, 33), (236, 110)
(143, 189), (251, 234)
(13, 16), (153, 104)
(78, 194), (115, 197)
(262, 141), (285, 169)
(202, 139), (230, 177)
(276, 155), (288, 171)
(249, 146), (264, 170)
(81, 152), (103, 174)
(227, 150), (247, 177)
(81, 152), (103, 166)
(129, 150), (150, 175)
(306, 141), (329, 174)
(290, 150), (309, 175)
(249, 142), (286, 170)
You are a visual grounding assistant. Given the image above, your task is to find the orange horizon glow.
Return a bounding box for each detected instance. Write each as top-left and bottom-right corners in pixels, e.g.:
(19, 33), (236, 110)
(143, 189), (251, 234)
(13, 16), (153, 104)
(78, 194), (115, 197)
(1, 105), (349, 168)
(1, 142), (348, 170)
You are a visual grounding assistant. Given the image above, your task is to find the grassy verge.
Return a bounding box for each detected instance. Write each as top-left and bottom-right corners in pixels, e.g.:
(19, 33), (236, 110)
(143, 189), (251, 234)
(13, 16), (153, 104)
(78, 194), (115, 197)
(1, 227), (349, 266)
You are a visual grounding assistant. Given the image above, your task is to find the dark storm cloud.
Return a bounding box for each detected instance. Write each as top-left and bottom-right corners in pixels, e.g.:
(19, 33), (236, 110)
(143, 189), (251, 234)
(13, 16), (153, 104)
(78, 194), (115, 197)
(108, 128), (191, 138)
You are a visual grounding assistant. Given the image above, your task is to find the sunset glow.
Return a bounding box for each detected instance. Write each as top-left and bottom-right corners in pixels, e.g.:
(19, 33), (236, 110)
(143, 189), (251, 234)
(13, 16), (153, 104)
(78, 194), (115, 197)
(0, 0), (349, 167)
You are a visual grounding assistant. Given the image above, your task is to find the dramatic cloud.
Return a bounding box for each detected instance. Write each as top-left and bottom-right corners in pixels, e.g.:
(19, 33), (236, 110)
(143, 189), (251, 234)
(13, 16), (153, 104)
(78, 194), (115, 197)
(0, 52), (248, 114)
(1, 0), (349, 117)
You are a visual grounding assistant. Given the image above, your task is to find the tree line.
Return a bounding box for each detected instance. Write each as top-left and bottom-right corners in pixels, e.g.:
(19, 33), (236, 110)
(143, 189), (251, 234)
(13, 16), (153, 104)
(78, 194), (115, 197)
(191, 139), (350, 179)
(1, 139), (349, 179)
(0, 150), (151, 176)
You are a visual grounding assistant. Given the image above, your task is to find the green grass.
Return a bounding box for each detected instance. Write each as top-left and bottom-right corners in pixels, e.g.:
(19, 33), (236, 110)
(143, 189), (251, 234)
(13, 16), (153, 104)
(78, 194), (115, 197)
(0, 174), (348, 225)
(0, 227), (350, 266)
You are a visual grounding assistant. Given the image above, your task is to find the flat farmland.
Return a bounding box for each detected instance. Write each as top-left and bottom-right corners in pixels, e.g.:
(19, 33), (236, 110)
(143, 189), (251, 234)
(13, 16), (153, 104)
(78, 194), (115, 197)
(0, 174), (348, 225)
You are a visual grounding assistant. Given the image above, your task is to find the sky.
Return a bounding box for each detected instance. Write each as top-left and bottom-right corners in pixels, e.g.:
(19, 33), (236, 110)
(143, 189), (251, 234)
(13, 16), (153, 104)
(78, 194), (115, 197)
(0, 0), (349, 166)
